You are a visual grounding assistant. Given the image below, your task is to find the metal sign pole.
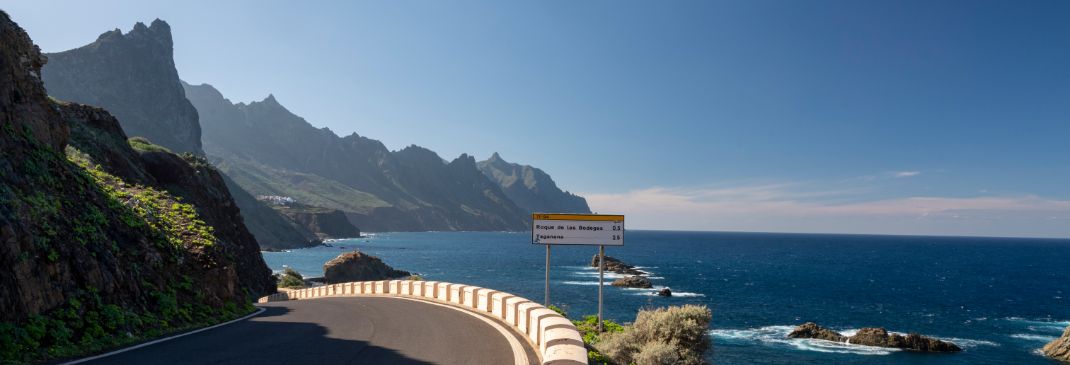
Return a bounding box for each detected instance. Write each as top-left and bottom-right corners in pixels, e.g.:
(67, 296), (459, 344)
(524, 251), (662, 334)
(545, 244), (551, 306)
(598, 244), (605, 332)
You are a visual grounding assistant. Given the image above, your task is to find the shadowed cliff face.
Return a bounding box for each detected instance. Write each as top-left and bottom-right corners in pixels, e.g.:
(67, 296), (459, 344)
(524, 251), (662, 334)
(477, 152), (591, 215)
(183, 81), (531, 232)
(41, 19), (203, 155)
(0, 11), (272, 362)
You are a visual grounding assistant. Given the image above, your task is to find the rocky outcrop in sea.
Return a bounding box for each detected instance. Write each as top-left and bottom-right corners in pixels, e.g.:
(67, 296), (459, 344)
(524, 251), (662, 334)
(591, 255), (645, 276)
(323, 251), (410, 284)
(788, 322), (962, 352)
(1043, 325), (1070, 361)
(612, 275), (653, 288)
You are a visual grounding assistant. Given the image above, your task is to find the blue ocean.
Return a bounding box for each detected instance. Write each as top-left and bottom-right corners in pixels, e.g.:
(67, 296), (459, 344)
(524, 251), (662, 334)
(262, 231), (1070, 364)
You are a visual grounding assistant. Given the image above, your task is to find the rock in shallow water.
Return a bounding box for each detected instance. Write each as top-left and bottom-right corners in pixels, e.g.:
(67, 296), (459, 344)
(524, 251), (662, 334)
(591, 255), (645, 276)
(788, 322), (846, 342)
(611, 275), (653, 288)
(788, 322), (962, 353)
(323, 251), (410, 283)
(657, 288), (672, 297)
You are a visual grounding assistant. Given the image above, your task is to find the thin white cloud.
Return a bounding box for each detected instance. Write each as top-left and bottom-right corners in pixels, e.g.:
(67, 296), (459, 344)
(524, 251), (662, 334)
(893, 171), (921, 178)
(583, 185), (1070, 238)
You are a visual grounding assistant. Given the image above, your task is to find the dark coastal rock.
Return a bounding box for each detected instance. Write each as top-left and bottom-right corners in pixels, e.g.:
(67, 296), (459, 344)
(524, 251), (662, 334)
(657, 288), (673, 297)
(1042, 325), (1070, 361)
(323, 251), (410, 284)
(273, 203), (361, 239)
(849, 327), (962, 352)
(591, 255), (645, 276)
(612, 275), (653, 288)
(788, 322), (847, 342)
(477, 152), (591, 215)
(787, 323), (962, 353)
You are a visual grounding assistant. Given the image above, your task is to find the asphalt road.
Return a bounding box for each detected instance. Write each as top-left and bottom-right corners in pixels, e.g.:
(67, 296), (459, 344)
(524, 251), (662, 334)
(82, 297), (539, 365)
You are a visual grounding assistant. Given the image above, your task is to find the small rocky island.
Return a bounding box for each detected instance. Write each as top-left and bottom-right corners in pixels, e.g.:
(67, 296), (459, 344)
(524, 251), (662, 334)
(592, 255), (669, 293)
(1043, 325), (1070, 361)
(323, 251), (410, 284)
(788, 322), (962, 352)
(591, 255), (645, 276)
(612, 275), (653, 288)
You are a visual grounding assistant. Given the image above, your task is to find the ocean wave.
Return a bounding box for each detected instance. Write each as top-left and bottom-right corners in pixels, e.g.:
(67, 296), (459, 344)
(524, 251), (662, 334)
(935, 337), (1000, 348)
(572, 271), (630, 279)
(1010, 334), (1058, 342)
(709, 325), (996, 354)
(837, 329), (997, 348)
(708, 326), (895, 355)
(630, 291), (706, 297)
(560, 281), (602, 286)
(1004, 317), (1070, 327)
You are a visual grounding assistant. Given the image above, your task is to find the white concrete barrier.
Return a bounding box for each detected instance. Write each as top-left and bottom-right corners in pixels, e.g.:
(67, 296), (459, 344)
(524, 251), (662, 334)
(259, 281), (587, 365)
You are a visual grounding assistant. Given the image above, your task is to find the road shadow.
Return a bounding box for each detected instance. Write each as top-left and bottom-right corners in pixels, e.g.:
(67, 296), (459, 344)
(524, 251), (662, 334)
(86, 306), (436, 365)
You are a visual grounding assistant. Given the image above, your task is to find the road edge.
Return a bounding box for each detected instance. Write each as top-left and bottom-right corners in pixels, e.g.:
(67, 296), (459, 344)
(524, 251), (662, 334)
(60, 307), (267, 365)
(393, 296), (534, 365)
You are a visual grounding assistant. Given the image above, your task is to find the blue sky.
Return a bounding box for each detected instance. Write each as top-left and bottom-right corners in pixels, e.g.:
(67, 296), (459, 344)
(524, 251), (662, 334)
(7, 1), (1070, 237)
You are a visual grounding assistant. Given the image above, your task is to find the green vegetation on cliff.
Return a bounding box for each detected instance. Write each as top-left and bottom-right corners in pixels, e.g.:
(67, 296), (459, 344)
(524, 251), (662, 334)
(551, 304), (712, 365)
(0, 131), (253, 364)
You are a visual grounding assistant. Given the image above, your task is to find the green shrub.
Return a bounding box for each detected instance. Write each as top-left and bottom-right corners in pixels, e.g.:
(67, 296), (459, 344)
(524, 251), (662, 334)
(406, 275), (424, 281)
(596, 305), (712, 365)
(127, 137), (171, 153)
(278, 267), (305, 288)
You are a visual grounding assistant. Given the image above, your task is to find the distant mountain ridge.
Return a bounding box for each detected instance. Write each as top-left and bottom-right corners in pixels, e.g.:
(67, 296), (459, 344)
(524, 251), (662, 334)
(40, 20), (324, 249)
(478, 152), (591, 214)
(37, 17), (591, 234)
(184, 82), (536, 232)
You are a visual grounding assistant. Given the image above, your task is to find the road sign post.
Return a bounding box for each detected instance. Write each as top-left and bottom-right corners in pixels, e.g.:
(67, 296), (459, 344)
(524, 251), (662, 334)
(531, 213), (624, 333)
(598, 245), (605, 332)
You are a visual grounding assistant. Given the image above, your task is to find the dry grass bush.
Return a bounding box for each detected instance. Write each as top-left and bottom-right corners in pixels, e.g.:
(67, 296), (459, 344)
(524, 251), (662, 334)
(596, 304), (712, 365)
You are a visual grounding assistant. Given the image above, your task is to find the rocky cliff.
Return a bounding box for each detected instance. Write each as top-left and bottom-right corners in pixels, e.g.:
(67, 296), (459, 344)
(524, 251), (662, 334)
(1044, 325), (1070, 362)
(183, 81), (531, 232)
(272, 204), (360, 240)
(222, 174), (321, 250)
(0, 12), (272, 362)
(41, 21), (316, 250)
(478, 152), (591, 215)
(41, 19), (202, 155)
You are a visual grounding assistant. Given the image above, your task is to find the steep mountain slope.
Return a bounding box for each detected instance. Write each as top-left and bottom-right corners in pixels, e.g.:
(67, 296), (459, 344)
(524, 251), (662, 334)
(0, 12), (272, 362)
(41, 20), (317, 250)
(184, 82), (530, 231)
(41, 19), (202, 154)
(478, 152), (591, 214)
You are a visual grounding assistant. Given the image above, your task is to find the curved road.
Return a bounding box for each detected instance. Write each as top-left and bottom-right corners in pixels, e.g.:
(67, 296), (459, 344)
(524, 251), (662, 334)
(82, 297), (539, 365)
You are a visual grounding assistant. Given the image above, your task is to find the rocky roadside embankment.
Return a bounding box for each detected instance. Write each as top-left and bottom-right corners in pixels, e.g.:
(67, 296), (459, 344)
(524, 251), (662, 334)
(788, 322), (962, 353)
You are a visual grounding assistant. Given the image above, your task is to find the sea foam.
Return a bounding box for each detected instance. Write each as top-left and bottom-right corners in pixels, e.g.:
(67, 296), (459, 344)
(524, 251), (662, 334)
(709, 325), (997, 355)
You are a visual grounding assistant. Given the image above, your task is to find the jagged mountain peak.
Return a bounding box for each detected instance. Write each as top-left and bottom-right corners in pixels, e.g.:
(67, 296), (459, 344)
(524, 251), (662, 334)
(477, 154), (591, 214)
(43, 18), (200, 154)
(96, 19), (172, 48)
